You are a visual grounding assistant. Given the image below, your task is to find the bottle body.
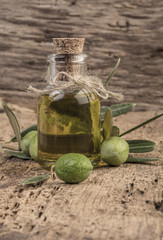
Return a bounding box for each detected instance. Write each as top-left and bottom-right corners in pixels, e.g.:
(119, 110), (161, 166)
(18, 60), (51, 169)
(37, 53), (101, 169)
(38, 89), (101, 169)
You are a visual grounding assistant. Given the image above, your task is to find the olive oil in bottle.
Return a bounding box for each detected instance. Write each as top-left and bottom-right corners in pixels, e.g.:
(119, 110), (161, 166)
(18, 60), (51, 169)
(38, 90), (101, 169)
(37, 38), (101, 169)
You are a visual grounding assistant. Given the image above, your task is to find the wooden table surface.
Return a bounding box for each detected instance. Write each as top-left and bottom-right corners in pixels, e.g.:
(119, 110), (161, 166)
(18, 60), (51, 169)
(0, 104), (163, 240)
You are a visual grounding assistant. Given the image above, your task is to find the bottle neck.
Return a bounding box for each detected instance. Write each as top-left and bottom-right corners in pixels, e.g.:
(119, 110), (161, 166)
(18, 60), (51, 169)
(46, 54), (87, 83)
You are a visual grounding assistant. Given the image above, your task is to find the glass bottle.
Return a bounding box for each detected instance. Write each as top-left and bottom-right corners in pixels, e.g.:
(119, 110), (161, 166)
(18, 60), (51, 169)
(37, 53), (101, 170)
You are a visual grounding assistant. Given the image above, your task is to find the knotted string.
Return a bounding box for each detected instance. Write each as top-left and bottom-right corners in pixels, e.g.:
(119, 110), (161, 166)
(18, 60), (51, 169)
(28, 71), (123, 100)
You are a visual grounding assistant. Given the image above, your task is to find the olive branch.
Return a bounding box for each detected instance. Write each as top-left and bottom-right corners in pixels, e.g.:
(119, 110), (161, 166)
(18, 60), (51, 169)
(2, 58), (163, 185)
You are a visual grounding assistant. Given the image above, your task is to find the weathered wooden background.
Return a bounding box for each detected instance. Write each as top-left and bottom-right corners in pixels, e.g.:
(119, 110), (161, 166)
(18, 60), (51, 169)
(0, 0), (163, 110)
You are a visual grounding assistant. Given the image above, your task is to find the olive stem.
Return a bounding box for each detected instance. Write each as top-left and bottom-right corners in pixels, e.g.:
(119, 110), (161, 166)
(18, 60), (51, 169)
(50, 165), (56, 179)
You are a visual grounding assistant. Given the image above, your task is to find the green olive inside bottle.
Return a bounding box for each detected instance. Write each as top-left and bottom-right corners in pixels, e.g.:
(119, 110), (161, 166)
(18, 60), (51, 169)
(37, 38), (101, 169)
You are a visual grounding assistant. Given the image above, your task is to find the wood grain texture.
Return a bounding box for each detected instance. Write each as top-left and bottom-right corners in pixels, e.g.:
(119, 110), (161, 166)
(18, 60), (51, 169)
(0, 0), (163, 110)
(0, 104), (163, 240)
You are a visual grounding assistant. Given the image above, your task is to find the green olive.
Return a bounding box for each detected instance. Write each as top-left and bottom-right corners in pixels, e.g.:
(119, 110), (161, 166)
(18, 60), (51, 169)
(55, 153), (93, 183)
(101, 137), (129, 166)
(21, 131), (37, 155)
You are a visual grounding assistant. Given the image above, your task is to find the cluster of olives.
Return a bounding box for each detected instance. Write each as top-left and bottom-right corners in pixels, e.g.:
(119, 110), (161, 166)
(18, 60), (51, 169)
(55, 137), (129, 183)
(21, 131), (129, 184)
(21, 131), (38, 161)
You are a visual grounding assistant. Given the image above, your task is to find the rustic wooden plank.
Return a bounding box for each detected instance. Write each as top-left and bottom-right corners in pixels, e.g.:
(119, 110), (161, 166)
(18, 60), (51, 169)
(0, 0), (163, 110)
(0, 104), (163, 240)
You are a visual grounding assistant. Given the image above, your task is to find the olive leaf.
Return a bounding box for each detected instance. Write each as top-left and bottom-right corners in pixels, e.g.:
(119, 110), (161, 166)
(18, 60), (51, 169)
(4, 150), (31, 159)
(100, 103), (136, 120)
(104, 58), (121, 86)
(21, 174), (50, 185)
(126, 157), (162, 163)
(111, 126), (120, 136)
(2, 102), (21, 150)
(10, 124), (37, 142)
(103, 108), (113, 140)
(120, 113), (163, 137)
(127, 140), (156, 153)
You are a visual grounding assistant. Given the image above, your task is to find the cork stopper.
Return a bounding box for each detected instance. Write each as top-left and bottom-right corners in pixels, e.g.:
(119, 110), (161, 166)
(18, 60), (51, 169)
(52, 38), (85, 54)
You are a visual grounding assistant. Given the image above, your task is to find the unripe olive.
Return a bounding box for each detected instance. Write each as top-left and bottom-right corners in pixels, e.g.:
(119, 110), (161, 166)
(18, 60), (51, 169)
(21, 131), (37, 155)
(101, 137), (129, 166)
(55, 153), (93, 183)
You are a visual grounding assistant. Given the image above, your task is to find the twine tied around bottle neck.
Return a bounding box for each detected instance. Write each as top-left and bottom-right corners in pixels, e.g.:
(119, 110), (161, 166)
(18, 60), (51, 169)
(28, 71), (123, 101)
